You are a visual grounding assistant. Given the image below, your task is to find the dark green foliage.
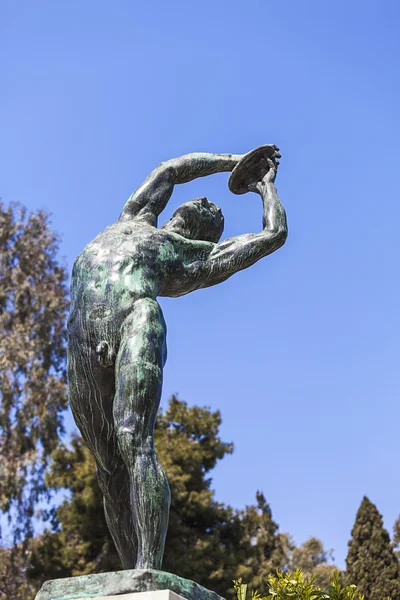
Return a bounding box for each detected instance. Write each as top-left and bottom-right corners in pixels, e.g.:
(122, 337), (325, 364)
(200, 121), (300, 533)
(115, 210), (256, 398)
(346, 496), (400, 600)
(392, 517), (400, 561)
(233, 492), (287, 590)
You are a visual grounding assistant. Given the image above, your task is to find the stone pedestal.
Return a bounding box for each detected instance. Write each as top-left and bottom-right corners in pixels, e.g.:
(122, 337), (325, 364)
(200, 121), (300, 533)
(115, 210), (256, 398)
(72, 591), (185, 600)
(34, 569), (226, 600)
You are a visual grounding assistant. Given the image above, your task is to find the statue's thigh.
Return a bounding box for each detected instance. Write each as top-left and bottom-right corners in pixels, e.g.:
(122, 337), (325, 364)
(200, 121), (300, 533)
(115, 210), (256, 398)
(113, 299), (167, 436)
(68, 339), (119, 470)
(118, 299), (167, 365)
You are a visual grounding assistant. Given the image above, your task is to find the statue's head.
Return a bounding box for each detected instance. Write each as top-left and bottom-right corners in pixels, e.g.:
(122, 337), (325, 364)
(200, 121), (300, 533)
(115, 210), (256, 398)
(161, 197), (224, 243)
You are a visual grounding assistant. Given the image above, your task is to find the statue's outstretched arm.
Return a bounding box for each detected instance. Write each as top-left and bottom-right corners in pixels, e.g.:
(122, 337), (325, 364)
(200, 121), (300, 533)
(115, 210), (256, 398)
(188, 160), (288, 289)
(119, 153), (242, 222)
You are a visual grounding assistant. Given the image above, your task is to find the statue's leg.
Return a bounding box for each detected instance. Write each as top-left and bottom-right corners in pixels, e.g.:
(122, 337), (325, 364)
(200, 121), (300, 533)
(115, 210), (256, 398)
(68, 340), (136, 568)
(113, 298), (170, 570)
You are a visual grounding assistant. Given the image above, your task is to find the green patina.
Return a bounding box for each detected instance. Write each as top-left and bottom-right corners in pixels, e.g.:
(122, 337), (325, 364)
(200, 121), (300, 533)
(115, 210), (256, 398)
(157, 241), (178, 263)
(126, 265), (146, 291)
(35, 569), (226, 600)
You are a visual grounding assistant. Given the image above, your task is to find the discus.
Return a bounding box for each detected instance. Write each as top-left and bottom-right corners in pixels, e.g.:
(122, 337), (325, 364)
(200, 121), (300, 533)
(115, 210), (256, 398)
(228, 145), (279, 195)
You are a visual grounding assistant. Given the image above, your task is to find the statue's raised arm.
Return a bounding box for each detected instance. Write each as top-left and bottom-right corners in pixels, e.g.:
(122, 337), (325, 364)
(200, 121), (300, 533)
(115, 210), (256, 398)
(119, 152), (243, 223)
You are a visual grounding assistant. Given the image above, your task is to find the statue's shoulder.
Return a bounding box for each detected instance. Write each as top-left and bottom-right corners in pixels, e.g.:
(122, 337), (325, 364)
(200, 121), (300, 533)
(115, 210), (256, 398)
(76, 221), (127, 258)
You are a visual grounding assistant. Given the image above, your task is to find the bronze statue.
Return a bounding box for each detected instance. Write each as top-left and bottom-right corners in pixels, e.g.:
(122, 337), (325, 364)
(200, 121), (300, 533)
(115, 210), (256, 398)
(67, 145), (287, 571)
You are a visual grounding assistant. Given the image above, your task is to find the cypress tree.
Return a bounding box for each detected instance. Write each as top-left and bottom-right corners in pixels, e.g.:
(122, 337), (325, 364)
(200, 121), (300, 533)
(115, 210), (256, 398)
(345, 496), (400, 600)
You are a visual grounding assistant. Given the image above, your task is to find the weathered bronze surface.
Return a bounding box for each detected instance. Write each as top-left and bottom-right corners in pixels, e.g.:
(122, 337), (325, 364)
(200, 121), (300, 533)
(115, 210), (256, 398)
(66, 147), (287, 571)
(35, 568), (225, 600)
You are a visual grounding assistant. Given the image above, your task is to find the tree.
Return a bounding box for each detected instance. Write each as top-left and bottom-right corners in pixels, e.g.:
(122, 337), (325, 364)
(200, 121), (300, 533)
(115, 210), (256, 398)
(392, 516), (400, 560)
(0, 547), (35, 600)
(345, 496), (400, 600)
(0, 202), (69, 541)
(284, 536), (336, 590)
(233, 492), (287, 590)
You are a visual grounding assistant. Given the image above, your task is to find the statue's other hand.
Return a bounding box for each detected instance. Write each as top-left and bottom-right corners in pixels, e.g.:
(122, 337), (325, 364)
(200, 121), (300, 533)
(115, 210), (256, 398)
(263, 157), (279, 183)
(247, 155), (279, 192)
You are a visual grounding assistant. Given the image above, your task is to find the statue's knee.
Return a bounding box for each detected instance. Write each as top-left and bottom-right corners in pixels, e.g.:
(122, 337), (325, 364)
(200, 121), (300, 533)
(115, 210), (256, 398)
(115, 414), (138, 439)
(116, 418), (153, 454)
(116, 416), (144, 443)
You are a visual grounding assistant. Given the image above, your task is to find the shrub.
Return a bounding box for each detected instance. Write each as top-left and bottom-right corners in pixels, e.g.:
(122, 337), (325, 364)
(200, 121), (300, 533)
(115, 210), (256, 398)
(233, 569), (393, 600)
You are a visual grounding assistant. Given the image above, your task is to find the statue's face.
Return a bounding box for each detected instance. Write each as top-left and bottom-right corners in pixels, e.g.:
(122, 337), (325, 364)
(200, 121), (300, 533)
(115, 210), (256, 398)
(162, 198), (224, 243)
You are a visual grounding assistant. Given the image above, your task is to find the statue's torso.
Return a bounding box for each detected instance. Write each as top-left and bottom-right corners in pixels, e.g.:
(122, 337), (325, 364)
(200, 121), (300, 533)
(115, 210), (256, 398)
(68, 220), (211, 335)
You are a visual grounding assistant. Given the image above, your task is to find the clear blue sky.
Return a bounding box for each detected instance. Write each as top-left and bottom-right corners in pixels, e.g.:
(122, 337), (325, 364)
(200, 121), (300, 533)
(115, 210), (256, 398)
(2, 0), (400, 570)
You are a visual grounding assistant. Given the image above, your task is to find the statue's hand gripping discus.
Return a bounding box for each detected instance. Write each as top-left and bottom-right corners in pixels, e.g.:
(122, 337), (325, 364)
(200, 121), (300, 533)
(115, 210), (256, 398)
(228, 144), (281, 195)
